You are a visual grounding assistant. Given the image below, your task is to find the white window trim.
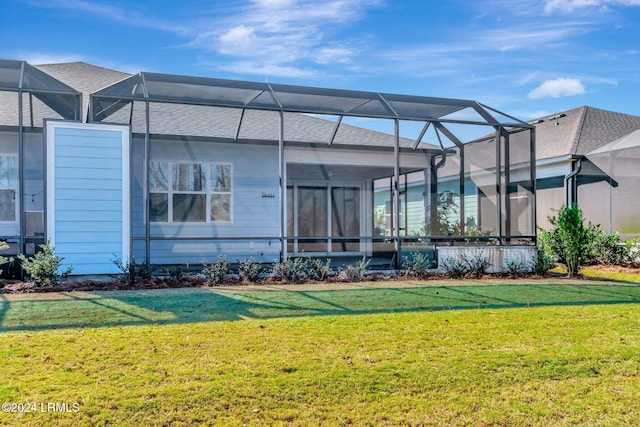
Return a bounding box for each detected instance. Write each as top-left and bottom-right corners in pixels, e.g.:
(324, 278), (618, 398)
(0, 153), (18, 224)
(150, 161), (233, 224)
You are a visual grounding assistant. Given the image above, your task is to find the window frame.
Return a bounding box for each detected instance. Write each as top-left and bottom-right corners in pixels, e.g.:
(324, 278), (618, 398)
(149, 161), (233, 224)
(0, 153), (18, 224)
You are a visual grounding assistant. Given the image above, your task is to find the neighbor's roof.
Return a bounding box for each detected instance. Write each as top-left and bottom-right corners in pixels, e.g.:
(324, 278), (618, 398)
(532, 106), (640, 160)
(588, 129), (640, 155)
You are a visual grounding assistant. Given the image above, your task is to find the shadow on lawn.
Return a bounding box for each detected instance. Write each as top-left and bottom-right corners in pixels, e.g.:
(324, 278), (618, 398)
(1, 283), (639, 332)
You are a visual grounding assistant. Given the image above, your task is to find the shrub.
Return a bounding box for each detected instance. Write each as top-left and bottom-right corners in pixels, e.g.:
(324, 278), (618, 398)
(440, 256), (468, 279)
(402, 251), (434, 279)
(273, 257), (308, 283)
(338, 256), (370, 282)
(111, 256), (155, 286)
(17, 240), (72, 286)
(202, 255), (230, 285)
(306, 257), (332, 282)
(540, 204), (597, 277)
(0, 240), (11, 266)
(162, 264), (189, 285)
(503, 257), (525, 278)
(590, 231), (639, 266)
(462, 251), (491, 278)
(238, 258), (263, 283)
(530, 246), (556, 276)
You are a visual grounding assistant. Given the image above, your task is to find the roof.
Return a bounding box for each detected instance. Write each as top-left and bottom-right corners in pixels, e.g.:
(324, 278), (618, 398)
(532, 106), (640, 160)
(91, 71), (531, 128)
(0, 60), (440, 150)
(588, 129), (640, 155)
(34, 62), (130, 120)
(0, 59), (81, 122)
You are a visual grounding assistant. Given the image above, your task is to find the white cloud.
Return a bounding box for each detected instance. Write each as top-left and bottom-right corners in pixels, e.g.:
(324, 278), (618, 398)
(193, 0), (381, 75)
(528, 78), (586, 99)
(544, 0), (640, 13)
(218, 61), (317, 78)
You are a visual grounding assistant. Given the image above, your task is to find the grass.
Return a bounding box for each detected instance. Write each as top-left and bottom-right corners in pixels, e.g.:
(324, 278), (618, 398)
(552, 264), (640, 284)
(1, 280), (639, 426)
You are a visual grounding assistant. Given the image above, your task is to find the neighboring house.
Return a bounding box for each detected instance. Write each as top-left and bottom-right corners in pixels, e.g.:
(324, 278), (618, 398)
(378, 106), (640, 243)
(531, 106), (640, 238)
(0, 59), (536, 276)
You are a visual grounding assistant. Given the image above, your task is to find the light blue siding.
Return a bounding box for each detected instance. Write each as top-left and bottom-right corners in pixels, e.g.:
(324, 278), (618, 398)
(131, 138), (281, 264)
(49, 124), (129, 275)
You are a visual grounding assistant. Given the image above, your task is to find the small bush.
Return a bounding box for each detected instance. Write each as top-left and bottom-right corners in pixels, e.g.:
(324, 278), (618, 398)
(440, 256), (468, 279)
(17, 240), (72, 286)
(530, 247), (556, 276)
(306, 257), (332, 282)
(503, 257), (525, 278)
(0, 240), (12, 266)
(238, 258), (263, 283)
(402, 251), (434, 279)
(202, 255), (230, 285)
(462, 251), (491, 278)
(273, 257), (308, 283)
(338, 256), (370, 282)
(162, 264), (189, 285)
(590, 231), (638, 266)
(111, 256), (155, 286)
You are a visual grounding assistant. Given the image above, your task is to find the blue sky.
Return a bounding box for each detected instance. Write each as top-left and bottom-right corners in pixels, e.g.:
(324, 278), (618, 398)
(2, 0), (640, 123)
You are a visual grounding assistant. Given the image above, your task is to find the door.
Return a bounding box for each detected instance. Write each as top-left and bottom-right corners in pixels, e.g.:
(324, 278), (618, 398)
(288, 184), (362, 254)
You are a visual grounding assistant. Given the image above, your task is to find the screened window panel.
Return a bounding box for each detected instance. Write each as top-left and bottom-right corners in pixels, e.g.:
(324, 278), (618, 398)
(173, 194), (206, 222)
(0, 189), (15, 222)
(149, 193), (168, 222)
(211, 194), (231, 222)
(212, 164), (232, 192)
(149, 162), (169, 191)
(298, 186), (327, 252)
(173, 163), (205, 192)
(331, 187), (360, 252)
(0, 155), (16, 222)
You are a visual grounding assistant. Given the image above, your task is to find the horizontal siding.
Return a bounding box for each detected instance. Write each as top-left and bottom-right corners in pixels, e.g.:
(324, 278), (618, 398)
(54, 188), (122, 202)
(55, 221), (123, 233)
(51, 125), (128, 275)
(54, 156), (122, 170)
(133, 139), (280, 241)
(146, 240), (280, 265)
(55, 177), (122, 191)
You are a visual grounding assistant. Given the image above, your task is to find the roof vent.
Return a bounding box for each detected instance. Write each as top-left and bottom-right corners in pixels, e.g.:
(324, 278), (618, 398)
(548, 113), (567, 125)
(529, 118), (545, 124)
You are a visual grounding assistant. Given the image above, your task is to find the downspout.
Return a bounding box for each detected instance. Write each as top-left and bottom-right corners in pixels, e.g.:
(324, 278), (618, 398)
(564, 157), (582, 207)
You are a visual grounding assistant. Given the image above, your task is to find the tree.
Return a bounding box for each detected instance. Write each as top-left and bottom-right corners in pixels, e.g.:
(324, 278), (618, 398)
(539, 204), (597, 278)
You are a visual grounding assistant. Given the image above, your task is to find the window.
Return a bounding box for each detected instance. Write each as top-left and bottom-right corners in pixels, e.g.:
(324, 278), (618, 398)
(149, 162), (232, 223)
(0, 155), (17, 222)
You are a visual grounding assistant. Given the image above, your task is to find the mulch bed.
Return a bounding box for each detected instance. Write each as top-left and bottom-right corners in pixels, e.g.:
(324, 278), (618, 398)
(1, 266), (636, 294)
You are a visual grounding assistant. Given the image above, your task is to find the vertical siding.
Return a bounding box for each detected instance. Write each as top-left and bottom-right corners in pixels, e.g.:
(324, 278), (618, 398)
(48, 124), (129, 275)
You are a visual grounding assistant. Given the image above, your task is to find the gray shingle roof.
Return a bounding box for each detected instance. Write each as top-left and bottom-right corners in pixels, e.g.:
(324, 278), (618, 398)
(532, 106), (640, 160)
(34, 62), (131, 121)
(1, 61), (437, 150)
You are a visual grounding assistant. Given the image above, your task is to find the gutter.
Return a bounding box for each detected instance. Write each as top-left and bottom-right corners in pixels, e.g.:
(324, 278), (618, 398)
(564, 156), (583, 206)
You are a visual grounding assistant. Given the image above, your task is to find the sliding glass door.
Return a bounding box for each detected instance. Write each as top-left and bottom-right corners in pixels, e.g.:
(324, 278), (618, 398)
(287, 184), (361, 254)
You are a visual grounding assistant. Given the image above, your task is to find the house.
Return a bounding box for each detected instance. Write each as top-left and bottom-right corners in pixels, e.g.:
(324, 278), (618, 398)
(532, 106), (640, 238)
(0, 59), (536, 276)
(380, 105), (640, 246)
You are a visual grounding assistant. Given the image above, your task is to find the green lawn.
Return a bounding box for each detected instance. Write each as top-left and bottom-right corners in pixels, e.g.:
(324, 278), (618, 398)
(1, 280), (639, 426)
